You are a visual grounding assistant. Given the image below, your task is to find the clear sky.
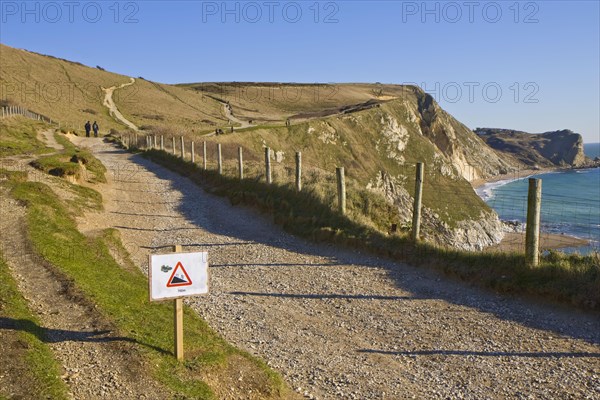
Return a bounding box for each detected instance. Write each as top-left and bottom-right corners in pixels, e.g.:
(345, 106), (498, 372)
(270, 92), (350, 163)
(1, 0), (599, 143)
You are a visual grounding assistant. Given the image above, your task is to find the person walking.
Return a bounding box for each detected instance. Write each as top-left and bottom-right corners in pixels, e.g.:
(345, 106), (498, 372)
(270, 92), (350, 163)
(92, 121), (99, 137)
(85, 121), (91, 137)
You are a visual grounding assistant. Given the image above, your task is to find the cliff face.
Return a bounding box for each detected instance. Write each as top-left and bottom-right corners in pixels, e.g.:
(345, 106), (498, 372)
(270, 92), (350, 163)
(475, 128), (589, 168)
(415, 91), (515, 181)
(366, 172), (503, 251)
(261, 87), (510, 250)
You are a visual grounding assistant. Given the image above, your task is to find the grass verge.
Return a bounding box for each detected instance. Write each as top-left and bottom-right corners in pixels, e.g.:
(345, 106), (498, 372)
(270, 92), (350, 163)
(142, 148), (600, 311)
(1, 170), (290, 399)
(29, 132), (107, 184)
(0, 251), (70, 400)
(0, 117), (52, 156)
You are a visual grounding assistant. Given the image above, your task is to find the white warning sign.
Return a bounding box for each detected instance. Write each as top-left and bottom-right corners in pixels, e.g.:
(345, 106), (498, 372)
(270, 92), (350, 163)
(149, 251), (208, 301)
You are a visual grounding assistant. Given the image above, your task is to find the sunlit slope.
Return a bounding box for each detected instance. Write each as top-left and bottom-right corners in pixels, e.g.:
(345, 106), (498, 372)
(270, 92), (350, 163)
(0, 44), (224, 133)
(180, 82), (408, 124)
(203, 90), (514, 249)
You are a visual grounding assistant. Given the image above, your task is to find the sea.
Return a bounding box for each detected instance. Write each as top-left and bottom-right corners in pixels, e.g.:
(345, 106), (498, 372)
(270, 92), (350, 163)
(476, 143), (600, 254)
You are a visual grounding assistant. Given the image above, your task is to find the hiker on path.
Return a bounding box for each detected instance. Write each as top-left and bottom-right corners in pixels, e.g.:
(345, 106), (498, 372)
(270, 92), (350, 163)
(85, 121), (91, 137)
(92, 121), (99, 137)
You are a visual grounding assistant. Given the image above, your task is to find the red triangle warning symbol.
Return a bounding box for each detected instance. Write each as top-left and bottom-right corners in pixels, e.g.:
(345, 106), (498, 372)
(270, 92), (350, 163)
(167, 261), (193, 287)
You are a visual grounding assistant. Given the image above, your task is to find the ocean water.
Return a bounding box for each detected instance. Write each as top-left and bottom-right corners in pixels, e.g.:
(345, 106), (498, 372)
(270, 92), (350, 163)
(477, 143), (600, 254)
(585, 142), (600, 159)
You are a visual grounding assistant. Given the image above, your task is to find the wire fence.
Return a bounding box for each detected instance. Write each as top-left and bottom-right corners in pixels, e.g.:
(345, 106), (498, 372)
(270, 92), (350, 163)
(1, 105), (55, 124)
(2, 107), (597, 257)
(122, 133), (600, 256)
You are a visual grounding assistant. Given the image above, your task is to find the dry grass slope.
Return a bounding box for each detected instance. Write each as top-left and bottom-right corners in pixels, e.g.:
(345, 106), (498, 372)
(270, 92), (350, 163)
(0, 44), (226, 135)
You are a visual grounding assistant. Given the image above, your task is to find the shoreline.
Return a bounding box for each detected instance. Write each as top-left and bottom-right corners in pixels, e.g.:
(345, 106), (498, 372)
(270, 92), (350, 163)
(471, 164), (600, 189)
(471, 167), (564, 189)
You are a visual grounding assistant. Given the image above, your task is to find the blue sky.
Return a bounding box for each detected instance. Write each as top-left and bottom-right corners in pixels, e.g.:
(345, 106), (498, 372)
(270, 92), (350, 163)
(1, 0), (599, 143)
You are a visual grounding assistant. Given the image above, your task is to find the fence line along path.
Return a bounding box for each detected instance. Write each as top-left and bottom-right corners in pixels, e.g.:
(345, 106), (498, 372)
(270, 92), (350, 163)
(72, 135), (600, 400)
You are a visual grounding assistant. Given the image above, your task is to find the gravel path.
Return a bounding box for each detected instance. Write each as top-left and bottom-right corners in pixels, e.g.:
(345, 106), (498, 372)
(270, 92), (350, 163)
(73, 136), (600, 399)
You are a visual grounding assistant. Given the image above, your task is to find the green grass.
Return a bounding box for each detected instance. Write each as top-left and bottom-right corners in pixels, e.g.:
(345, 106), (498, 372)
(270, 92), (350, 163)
(29, 132), (106, 183)
(30, 153), (81, 178)
(142, 148), (600, 311)
(0, 118), (53, 156)
(0, 252), (70, 400)
(2, 170), (290, 399)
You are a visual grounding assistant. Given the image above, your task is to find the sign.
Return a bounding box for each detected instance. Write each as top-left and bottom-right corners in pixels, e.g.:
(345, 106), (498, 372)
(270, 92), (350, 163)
(149, 251), (208, 301)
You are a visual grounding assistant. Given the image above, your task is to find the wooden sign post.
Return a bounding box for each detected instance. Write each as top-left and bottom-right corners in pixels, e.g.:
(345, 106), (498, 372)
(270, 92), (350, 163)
(149, 245), (209, 361)
(172, 245), (184, 361)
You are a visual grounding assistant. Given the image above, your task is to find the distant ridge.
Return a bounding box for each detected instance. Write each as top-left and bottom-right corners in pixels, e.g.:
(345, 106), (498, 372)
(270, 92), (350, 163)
(474, 128), (591, 168)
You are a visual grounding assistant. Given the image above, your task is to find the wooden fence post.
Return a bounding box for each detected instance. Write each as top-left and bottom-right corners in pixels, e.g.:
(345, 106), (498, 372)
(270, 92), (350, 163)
(265, 147), (272, 184)
(180, 136), (185, 159)
(336, 167), (346, 215)
(238, 146), (244, 179)
(217, 143), (222, 175)
(172, 244), (184, 361)
(172, 137), (176, 155)
(160, 135), (164, 150)
(412, 162), (424, 241)
(203, 141), (207, 170)
(191, 142), (195, 163)
(525, 178), (542, 266)
(295, 151), (302, 191)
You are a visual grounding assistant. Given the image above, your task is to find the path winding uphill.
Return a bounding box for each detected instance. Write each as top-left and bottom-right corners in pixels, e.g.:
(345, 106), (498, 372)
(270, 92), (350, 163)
(72, 135), (600, 400)
(222, 102), (254, 129)
(102, 78), (139, 131)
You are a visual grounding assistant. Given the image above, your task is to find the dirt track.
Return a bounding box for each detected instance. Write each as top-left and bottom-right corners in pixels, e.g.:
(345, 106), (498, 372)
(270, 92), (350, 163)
(69, 136), (600, 400)
(102, 78), (138, 131)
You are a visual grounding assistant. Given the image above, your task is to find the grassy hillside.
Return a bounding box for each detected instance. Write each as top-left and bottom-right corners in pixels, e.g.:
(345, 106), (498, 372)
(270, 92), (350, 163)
(1, 43), (520, 249)
(1, 44), (405, 136)
(0, 44), (225, 134)
(180, 82), (406, 124)
(154, 93), (505, 249)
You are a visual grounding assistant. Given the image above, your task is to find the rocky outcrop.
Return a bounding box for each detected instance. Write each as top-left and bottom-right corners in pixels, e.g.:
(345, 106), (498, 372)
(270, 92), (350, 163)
(367, 171), (504, 251)
(413, 90), (516, 181)
(475, 128), (590, 168)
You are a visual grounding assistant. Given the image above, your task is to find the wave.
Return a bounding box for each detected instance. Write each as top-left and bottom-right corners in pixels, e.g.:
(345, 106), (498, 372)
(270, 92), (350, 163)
(476, 177), (528, 200)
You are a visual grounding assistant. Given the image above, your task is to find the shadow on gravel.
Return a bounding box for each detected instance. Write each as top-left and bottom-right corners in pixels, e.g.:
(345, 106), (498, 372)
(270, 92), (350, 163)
(0, 317), (169, 354)
(117, 149), (600, 348)
(213, 262), (340, 268)
(230, 292), (415, 301)
(114, 225), (202, 232)
(141, 242), (256, 250)
(357, 348), (600, 358)
(113, 200), (179, 205)
(111, 211), (183, 218)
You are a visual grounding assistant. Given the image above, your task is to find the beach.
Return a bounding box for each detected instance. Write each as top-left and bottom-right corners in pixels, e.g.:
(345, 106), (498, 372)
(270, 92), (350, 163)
(484, 232), (590, 253)
(471, 168), (558, 189)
